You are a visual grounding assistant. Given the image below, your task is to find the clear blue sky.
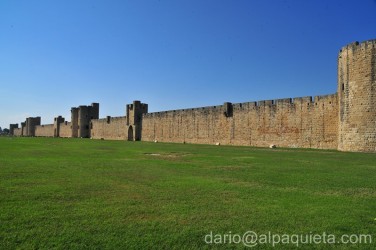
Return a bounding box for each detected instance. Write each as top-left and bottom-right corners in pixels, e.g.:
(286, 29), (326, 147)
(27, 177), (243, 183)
(1, 0), (375, 129)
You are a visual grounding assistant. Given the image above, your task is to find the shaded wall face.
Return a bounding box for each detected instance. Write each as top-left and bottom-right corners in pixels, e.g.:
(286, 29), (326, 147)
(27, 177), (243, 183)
(71, 108), (79, 138)
(76, 105), (99, 138)
(127, 103), (148, 125)
(90, 103), (99, 119)
(338, 41), (376, 152)
(70, 104), (99, 138)
(53, 117), (65, 137)
(9, 124), (18, 135)
(141, 94), (338, 149)
(25, 117), (41, 136)
(78, 106), (90, 138)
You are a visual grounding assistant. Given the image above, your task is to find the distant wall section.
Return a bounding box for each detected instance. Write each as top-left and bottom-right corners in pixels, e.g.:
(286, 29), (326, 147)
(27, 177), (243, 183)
(59, 122), (72, 138)
(35, 124), (54, 137)
(9, 124), (19, 135)
(91, 116), (127, 140)
(142, 94), (338, 149)
(13, 128), (22, 136)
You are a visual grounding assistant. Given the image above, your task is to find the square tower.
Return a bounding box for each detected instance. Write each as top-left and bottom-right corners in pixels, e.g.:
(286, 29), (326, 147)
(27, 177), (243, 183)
(126, 100), (148, 141)
(25, 117), (41, 136)
(71, 103), (99, 138)
(9, 124), (19, 135)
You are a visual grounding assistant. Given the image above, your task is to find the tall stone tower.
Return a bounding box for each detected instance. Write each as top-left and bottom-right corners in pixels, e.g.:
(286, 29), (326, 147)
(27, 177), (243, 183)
(338, 39), (376, 152)
(71, 103), (99, 138)
(53, 116), (65, 137)
(25, 117), (41, 136)
(9, 124), (19, 135)
(126, 100), (148, 141)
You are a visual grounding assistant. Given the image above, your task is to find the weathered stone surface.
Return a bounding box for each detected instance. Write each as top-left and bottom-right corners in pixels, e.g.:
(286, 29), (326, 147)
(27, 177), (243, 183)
(9, 39), (376, 152)
(338, 40), (376, 152)
(141, 94), (338, 150)
(91, 116), (128, 140)
(35, 124), (54, 137)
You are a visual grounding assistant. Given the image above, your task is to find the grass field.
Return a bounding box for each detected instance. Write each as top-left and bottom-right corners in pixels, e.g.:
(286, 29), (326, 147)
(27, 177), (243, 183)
(0, 137), (375, 249)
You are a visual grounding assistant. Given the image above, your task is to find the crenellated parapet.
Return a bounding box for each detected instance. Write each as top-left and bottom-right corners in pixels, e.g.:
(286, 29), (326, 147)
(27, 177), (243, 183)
(8, 39), (376, 152)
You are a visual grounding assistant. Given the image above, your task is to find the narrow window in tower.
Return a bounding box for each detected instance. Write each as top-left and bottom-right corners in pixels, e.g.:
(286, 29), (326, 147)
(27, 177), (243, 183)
(342, 84), (345, 91)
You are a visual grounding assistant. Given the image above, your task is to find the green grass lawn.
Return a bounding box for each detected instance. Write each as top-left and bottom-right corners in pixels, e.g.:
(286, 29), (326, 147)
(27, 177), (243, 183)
(0, 137), (375, 249)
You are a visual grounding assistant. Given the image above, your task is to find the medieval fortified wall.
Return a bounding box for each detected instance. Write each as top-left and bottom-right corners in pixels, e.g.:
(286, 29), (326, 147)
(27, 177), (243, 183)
(10, 40), (376, 152)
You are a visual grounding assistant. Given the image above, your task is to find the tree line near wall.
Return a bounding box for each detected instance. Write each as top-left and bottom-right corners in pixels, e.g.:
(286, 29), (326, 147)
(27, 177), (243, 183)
(0, 127), (10, 135)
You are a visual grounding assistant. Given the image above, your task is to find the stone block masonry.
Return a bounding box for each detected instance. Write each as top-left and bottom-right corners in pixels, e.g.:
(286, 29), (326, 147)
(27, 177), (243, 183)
(35, 124), (54, 137)
(338, 40), (376, 152)
(9, 39), (376, 152)
(59, 121), (72, 138)
(91, 116), (128, 140)
(141, 94), (338, 149)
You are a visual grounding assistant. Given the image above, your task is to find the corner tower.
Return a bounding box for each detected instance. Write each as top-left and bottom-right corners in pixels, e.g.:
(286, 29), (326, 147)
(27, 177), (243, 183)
(338, 39), (376, 152)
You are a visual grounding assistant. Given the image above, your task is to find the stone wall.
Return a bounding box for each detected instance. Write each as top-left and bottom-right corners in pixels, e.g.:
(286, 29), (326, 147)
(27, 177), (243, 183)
(91, 116), (128, 140)
(35, 124), (54, 137)
(59, 122), (72, 138)
(8, 39), (376, 152)
(13, 128), (22, 136)
(338, 40), (376, 152)
(141, 93), (338, 149)
(9, 124), (19, 135)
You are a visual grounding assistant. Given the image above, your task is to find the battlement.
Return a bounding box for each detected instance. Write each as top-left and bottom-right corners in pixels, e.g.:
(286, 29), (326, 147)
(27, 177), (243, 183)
(144, 93), (338, 118)
(339, 39), (376, 54)
(337, 39), (376, 151)
(95, 116), (126, 123)
(8, 39), (376, 152)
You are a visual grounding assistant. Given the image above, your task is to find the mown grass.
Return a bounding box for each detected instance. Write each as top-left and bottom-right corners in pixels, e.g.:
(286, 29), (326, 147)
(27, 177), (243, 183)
(0, 137), (375, 249)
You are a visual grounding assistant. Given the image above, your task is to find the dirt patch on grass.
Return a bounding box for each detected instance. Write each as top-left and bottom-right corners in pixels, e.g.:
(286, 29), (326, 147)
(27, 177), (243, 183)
(143, 152), (190, 161)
